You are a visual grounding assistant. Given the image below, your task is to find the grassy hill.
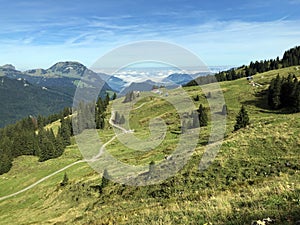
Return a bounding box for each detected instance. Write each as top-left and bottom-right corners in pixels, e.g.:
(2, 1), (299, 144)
(0, 66), (299, 224)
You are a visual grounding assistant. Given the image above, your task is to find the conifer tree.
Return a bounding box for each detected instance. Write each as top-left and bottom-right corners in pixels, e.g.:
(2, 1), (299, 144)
(99, 169), (110, 193)
(234, 105), (250, 131)
(293, 83), (300, 112)
(268, 74), (282, 109)
(119, 115), (125, 124)
(280, 74), (294, 107)
(60, 117), (71, 147)
(104, 93), (110, 107)
(123, 91), (136, 103)
(198, 104), (208, 127)
(191, 110), (199, 128)
(60, 172), (69, 186)
(222, 104), (228, 115)
(181, 120), (187, 133)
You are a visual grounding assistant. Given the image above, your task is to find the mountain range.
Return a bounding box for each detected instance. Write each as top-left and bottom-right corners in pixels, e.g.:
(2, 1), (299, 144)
(0, 62), (113, 127)
(0, 61), (202, 127)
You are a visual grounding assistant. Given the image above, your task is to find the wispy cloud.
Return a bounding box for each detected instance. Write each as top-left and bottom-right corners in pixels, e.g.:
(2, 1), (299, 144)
(0, 0), (299, 69)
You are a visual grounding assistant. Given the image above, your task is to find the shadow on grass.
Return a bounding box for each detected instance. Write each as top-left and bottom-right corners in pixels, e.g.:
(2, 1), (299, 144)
(241, 89), (270, 111)
(241, 90), (297, 115)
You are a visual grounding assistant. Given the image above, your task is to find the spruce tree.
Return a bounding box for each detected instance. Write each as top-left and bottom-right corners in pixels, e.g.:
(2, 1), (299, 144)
(268, 74), (282, 109)
(0, 153), (12, 174)
(123, 91), (136, 103)
(60, 172), (69, 186)
(99, 169), (110, 193)
(60, 117), (71, 147)
(181, 120), (187, 133)
(191, 110), (199, 128)
(293, 83), (300, 112)
(198, 104), (208, 127)
(104, 93), (110, 107)
(222, 104), (228, 115)
(0, 136), (13, 174)
(119, 115), (125, 124)
(234, 105), (250, 131)
(194, 95), (200, 101)
(280, 74), (294, 107)
(96, 97), (105, 112)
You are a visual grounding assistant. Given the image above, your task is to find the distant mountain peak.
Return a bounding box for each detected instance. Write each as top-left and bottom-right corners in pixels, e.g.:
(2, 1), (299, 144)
(48, 61), (87, 77)
(23, 61), (89, 78)
(162, 73), (195, 85)
(1, 64), (16, 70)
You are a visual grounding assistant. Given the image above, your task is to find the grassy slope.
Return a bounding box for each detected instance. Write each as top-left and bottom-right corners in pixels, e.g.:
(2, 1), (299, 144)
(0, 67), (299, 224)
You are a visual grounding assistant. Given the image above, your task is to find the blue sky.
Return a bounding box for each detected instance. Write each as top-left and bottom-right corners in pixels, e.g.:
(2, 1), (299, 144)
(0, 0), (299, 70)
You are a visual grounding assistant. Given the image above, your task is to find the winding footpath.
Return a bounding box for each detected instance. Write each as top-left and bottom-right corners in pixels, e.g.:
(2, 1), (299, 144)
(0, 102), (147, 202)
(0, 160), (84, 201)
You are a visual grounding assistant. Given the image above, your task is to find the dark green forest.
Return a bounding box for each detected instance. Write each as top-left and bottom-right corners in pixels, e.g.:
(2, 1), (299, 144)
(268, 74), (300, 112)
(185, 46), (300, 86)
(0, 94), (110, 175)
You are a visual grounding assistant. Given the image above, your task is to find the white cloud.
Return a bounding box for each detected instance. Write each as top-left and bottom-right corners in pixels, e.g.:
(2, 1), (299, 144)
(1, 17), (300, 69)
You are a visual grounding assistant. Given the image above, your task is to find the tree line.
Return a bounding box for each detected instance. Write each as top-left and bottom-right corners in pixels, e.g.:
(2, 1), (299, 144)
(72, 93), (110, 134)
(268, 74), (300, 112)
(0, 111), (72, 174)
(0, 93), (113, 175)
(185, 46), (300, 86)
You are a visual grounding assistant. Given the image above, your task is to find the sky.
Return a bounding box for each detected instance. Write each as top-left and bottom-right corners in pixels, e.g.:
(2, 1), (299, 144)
(0, 0), (299, 70)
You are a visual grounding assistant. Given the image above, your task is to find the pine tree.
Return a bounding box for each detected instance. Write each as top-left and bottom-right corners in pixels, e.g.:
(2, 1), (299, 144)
(96, 97), (105, 112)
(0, 136), (13, 174)
(60, 172), (69, 186)
(0, 153), (12, 174)
(95, 97), (107, 129)
(112, 92), (117, 100)
(293, 83), (300, 112)
(119, 115), (125, 124)
(54, 127), (64, 157)
(268, 74), (282, 109)
(194, 95), (200, 101)
(123, 91), (136, 103)
(99, 169), (110, 193)
(280, 74), (294, 107)
(104, 93), (110, 107)
(198, 104), (208, 127)
(96, 113), (105, 129)
(114, 111), (120, 124)
(191, 110), (199, 128)
(234, 105), (250, 131)
(60, 117), (71, 147)
(37, 128), (56, 162)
